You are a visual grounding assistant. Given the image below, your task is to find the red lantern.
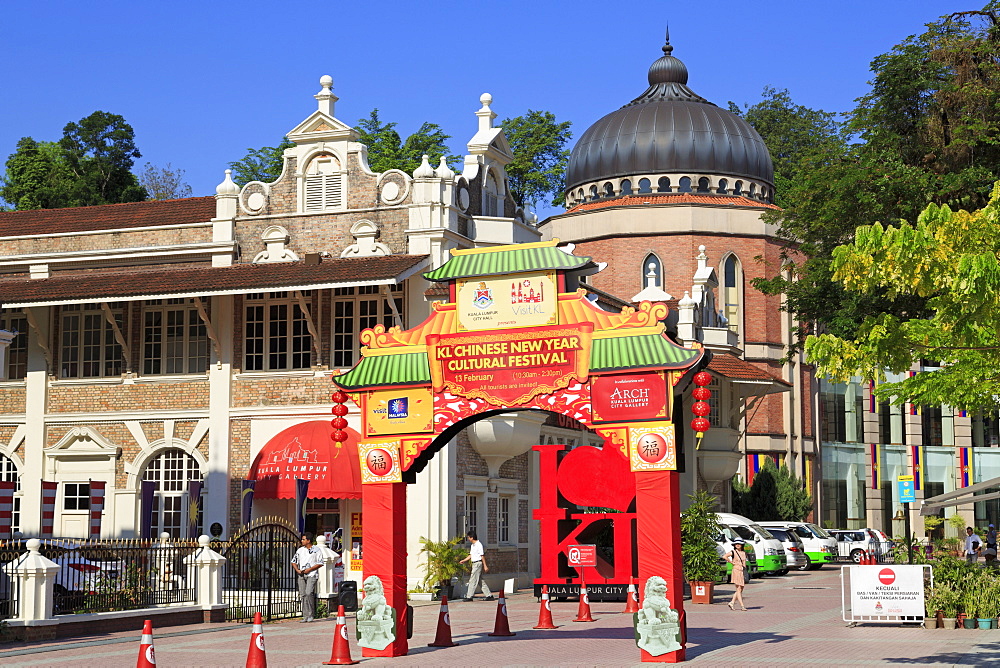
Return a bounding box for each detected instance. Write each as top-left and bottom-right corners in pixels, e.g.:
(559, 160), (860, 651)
(331, 390), (349, 404)
(692, 387), (712, 401)
(331, 429), (348, 443)
(332, 404), (348, 417)
(692, 401), (711, 417)
(693, 371), (713, 387)
(331, 416), (348, 430)
(691, 417), (710, 433)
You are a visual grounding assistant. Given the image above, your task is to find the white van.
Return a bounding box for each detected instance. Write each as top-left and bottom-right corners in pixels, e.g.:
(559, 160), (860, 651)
(759, 521), (838, 570)
(716, 512), (788, 576)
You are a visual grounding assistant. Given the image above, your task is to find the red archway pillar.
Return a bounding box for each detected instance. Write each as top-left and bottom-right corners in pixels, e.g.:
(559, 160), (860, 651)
(636, 469), (685, 663)
(361, 481), (408, 657)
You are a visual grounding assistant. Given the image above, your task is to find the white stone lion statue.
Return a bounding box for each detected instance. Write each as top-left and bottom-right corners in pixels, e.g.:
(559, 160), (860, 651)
(635, 575), (682, 656)
(357, 575), (395, 650)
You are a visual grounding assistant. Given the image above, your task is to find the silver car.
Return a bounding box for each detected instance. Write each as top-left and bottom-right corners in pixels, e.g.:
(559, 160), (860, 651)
(763, 527), (809, 573)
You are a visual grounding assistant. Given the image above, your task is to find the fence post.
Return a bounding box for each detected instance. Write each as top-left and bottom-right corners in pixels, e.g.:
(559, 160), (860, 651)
(2, 538), (58, 622)
(314, 534), (343, 603)
(183, 534), (227, 621)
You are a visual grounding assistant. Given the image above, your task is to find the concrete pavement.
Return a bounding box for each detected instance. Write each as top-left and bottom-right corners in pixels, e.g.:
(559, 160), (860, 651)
(2, 567), (1000, 666)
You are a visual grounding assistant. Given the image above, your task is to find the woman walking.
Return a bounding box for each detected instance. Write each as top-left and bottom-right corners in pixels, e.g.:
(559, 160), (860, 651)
(726, 537), (749, 611)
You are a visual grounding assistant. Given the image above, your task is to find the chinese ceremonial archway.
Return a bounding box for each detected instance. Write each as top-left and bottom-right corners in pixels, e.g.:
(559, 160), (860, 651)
(334, 240), (705, 663)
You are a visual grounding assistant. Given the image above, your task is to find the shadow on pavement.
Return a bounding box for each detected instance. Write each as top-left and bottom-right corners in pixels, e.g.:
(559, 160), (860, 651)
(883, 643), (1000, 665)
(683, 626), (791, 661)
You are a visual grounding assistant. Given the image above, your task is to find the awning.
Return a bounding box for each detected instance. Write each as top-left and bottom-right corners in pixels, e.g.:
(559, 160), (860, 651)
(248, 421), (362, 500)
(0, 255), (429, 308)
(707, 353), (791, 396)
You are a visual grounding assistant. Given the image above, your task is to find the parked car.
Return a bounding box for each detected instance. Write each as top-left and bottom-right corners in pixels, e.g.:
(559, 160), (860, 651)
(759, 521), (838, 570)
(713, 525), (760, 582)
(760, 526), (808, 573)
(716, 513), (787, 576)
(39, 540), (124, 594)
(829, 528), (895, 563)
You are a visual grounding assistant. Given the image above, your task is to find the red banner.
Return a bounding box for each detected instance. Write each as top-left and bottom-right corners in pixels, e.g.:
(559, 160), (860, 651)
(591, 371), (667, 422)
(0, 481), (14, 538)
(89, 480), (106, 539)
(41, 481), (57, 538)
(427, 324), (593, 406)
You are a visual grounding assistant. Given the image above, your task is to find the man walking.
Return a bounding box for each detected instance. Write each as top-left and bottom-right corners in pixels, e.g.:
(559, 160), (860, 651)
(965, 526), (982, 564)
(292, 532), (323, 621)
(459, 530), (494, 601)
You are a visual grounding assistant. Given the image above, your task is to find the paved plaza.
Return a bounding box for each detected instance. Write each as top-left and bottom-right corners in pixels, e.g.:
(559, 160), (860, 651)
(2, 567), (1000, 667)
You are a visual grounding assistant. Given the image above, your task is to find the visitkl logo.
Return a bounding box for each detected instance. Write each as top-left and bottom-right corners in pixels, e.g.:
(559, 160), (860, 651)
(388, 397), (408, 419)
(878, 568), (895, 585)
(874, 601), (883, 613)
(473, 282), (493, 309)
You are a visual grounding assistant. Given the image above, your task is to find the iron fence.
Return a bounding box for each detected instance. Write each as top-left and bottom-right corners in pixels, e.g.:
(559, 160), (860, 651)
(0, 543), (22, 620)
(0, 537), (199, 616)
(220, 518), (304, 622)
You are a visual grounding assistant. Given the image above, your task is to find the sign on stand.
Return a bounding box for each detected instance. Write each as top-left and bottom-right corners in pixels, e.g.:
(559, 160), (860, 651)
(842, 564), (931, 625)
(897, 475), (916, 503)
(567, 544), (597, 567)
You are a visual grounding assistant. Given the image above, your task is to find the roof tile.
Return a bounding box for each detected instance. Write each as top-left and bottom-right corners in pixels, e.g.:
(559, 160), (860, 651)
(707, 353), (791, 385)
(0, 197), (216, 237)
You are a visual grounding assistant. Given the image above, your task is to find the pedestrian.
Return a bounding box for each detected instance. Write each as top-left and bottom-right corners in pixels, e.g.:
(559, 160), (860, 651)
(986, 523), (997, 552)
(725, 538), (749, 611)
(965, 526), (982, 564)
(292, 532), (323, 622)
(459, 530), (494, 601)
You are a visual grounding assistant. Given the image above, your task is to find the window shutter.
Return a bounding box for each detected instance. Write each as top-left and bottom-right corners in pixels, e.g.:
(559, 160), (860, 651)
(305, 174), (342, 210)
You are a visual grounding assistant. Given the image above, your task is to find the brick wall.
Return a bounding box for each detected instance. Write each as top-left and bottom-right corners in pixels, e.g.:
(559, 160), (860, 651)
(232, 375), (334, 408)
(48, 382), (210, 412)
(228, 418), (252, 531)
(2, 226), (212, 257)
(0, 386), (25, 413)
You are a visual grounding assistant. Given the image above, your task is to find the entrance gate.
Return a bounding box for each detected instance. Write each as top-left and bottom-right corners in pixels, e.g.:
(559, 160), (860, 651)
(222, 517), (302, 622)
(333, 240), (707, 662)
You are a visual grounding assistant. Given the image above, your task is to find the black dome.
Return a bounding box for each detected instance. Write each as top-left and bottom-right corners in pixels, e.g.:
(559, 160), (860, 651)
(565, 32), (774, 194)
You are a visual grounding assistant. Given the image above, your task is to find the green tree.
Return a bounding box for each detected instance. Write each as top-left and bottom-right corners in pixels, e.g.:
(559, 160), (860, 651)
(731, 460), (811, 521)
(680, 491), (724, 583)
(805, 183), (1000, 411)
(1, 138), (65, 209)
(137, 162), (192, 200)
(354, 109), (459, 175)
(773, 464), (813, 521)
(747, 6), (1000, 355)
(228, 137), (295, 187)
(59, 111), (146, 206)
(499, 110), (572, 209)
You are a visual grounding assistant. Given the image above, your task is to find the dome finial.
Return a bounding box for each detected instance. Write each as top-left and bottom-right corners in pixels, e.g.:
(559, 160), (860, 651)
(663, 24), (673, 56)
(648, 26), (687, 86)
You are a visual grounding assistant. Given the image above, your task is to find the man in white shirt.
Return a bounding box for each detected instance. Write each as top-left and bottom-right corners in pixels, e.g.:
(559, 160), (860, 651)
(965, 526), (982, 564)
(292, 532), (323, 621)
(459, 531), (494, 602)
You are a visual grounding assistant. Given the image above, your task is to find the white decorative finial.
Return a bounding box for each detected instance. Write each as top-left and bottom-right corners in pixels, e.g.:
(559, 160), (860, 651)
(476, 93), (496, 132)
(697, 245), (708, 271)
(315, 75), (338, 116)
(198, 534), (211, 547)
(434, 156), (454, 180)
(413, 154), (435, 179)
(216, 169), (239, 196)
(646, 262), (658, 289)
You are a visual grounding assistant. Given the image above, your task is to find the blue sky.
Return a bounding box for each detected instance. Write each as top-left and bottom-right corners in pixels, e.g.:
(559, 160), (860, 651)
(0, 1), (976, 218)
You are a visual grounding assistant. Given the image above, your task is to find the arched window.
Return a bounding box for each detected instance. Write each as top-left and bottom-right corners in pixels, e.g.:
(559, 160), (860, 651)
(733, 181), (743, 196)
(697, 177), (711, 193)
(657, 177), (671, 193)
(642, 254), (662, 290)
(142, 448), (203, 538)
(638, 178), (652, 194)
(589, 185), (598, 201)
(485, 173), (502, 216)
(716, 178), (728, 195)
(749, 183), (757, 199)
(679, 176), (692, 193)
(303, 155), (343, 211)
(578, 189), (585, 203)
(722, 255), (741, 336)
(620, 179), (633, 196)
(603, 182), (615, 197)
(0, 453), (19, 532)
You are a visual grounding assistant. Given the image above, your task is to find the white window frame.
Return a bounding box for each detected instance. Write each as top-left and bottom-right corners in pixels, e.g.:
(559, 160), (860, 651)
(722, 254), (742, 336)
(465, 493), (480, 536)
(0, 309), (27, 380)
(303, 155), (343, 211)
(142, 448), (203, 538)
(59, 303), (125, 378)
(498, 495), (514, 545)
(142, 299), (209, 375)
(331, 285), (404, 369)
(244, 292), (313, 372)
(0, 453), (19, 533)
(62, 481), (91, 512)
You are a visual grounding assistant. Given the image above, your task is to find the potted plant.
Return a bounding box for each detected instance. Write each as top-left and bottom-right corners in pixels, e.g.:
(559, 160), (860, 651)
(941, 589), (959, 630)
(680, 491), (724, 604)
(407, 585), (435, 602)
(924, 585), (945, 629)
(963, 588), (980, 629)
(418, 535), (468, 600)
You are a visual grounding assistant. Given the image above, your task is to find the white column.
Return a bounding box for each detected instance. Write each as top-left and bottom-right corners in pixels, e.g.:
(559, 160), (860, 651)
(2, 538), (59, 621)
(205, 295), (233, 535)
(183, 535), (227, 610)
(314, 534), (342, 600)
(21, 308), (50, 536)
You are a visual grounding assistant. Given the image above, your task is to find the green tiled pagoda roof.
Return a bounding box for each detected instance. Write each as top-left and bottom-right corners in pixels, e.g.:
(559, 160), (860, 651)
(424, 245), (594, 282)
(590, 334), (700, 372)
(334, 353), (430, 391)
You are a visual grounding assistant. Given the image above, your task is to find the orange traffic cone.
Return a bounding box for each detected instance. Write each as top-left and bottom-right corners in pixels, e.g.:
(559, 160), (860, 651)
(623, 577), (640, 613)
(136, 619), (156, 668)
(323, 605), (359, 665)
(533, 585), (558, 629)
(487, 590), (516, 637)
(573, 581), (595, 622)
(428, 595), (459, 647)
(246, 611), (267, 668)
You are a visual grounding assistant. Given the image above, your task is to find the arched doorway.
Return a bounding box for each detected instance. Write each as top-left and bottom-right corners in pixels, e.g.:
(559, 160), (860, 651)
(334, 241), (705, 661)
